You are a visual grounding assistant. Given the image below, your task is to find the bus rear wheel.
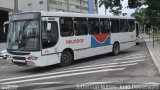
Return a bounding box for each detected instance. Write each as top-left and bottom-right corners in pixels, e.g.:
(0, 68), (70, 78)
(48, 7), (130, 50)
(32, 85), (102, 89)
(112, 42), (120, 56)
(60, 51), (73, 67)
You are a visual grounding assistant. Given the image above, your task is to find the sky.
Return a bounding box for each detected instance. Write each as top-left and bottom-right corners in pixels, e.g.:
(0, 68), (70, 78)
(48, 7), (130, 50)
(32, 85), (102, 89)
(98, 0), (135, 16)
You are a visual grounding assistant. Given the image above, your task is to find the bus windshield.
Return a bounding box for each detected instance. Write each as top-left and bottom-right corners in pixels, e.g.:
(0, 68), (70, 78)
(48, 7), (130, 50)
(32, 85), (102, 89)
(7, 20), (40, 51)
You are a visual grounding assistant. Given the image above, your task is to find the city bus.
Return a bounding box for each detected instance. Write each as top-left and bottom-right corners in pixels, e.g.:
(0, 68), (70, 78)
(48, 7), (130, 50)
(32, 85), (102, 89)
(6, 11), (136, 67)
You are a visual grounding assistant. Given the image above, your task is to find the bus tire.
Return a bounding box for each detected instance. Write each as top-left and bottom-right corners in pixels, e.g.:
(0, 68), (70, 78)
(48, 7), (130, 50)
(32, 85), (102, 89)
(60, 51), (73, 67)
(112, 42), (120, 56)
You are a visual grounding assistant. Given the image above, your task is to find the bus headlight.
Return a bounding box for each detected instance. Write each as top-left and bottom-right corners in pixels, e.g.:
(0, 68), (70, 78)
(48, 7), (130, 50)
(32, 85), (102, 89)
(28, 56), (38, 60)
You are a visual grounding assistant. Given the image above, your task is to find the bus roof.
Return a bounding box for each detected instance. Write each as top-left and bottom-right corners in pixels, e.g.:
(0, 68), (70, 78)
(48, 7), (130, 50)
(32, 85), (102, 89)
(17, 11), (135, 19)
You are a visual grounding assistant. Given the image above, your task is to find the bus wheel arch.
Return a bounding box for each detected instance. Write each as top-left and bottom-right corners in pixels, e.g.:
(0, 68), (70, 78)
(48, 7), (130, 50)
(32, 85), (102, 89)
(112, 41), (120, 56)
(60, 48), (74, 66)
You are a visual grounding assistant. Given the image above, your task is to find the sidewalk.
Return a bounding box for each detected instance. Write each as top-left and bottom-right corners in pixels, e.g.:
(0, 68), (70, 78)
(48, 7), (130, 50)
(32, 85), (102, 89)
(144, 35), (160, 73)
(0, 43), (6, 52)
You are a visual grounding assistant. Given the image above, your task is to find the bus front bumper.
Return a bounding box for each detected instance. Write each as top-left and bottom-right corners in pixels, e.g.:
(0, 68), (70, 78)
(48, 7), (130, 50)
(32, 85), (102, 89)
(8, 57), (36, 67)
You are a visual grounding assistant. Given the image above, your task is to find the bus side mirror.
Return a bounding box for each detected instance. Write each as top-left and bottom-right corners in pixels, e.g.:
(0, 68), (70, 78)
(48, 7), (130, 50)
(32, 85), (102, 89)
(47, 23), (51, 31)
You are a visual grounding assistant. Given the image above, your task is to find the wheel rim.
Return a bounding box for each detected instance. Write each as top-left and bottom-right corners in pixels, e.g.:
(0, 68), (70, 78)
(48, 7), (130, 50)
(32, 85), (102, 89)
(62, 54), (69, 63)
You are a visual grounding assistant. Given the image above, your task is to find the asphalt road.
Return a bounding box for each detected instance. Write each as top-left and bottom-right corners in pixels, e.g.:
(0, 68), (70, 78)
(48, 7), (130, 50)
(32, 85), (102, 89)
(0, 39), (160, 90)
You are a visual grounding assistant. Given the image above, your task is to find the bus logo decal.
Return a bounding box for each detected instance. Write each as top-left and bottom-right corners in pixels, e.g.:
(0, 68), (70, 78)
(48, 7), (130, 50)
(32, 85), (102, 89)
(66, 39), (84, 44)
(91, 33), (111, 47)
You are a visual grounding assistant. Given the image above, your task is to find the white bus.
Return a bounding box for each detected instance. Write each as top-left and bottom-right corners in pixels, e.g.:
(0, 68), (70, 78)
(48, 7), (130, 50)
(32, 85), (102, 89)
(6, 11), (136, 67)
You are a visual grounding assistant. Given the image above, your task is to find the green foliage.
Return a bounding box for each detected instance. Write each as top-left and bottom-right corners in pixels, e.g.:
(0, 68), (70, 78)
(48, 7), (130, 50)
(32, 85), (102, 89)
(132, 8), (148, 26)
(128, 0), (142, 8)
(131, 0), (160, 32)
(145, 0), (160, 29)
(99, 0), (122, 15)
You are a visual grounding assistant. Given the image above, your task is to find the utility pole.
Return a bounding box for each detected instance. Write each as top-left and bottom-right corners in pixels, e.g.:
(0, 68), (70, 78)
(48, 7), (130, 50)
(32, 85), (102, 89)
(14, 0), (18, 13)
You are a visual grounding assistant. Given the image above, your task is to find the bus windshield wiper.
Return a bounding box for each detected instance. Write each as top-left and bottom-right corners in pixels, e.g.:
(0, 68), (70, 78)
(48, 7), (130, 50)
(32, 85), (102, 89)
(22, 20), (30, 30)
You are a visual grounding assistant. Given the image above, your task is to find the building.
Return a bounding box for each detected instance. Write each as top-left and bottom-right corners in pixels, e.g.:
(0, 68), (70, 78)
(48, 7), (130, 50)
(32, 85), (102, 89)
(0, 0), (96, 42)
(18, 0), (96, 14)
(0, 0), (15, 42)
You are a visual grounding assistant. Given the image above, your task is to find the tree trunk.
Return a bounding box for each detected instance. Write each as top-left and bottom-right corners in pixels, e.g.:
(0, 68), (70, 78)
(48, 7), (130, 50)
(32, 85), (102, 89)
(95, 0), (98, 14)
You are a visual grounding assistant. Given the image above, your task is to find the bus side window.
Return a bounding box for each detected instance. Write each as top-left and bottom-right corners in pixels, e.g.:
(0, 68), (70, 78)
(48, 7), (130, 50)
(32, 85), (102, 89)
(100, 19), (110, 34)
(74, 18), (88, 36)
(88, 18), (100, 35)
(111, 19), (120, 33)
(128, 19), (135, 32)
(120, 19), (128, 32)
(60, 17), (74, 37)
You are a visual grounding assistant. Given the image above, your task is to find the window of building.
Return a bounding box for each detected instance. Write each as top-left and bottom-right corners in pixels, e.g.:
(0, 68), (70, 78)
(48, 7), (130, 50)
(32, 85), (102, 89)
(76, 5), (80, 9)
(88, 18), (100, 35)
(49, 0), (57, 4)
(28, 3), (32, 6)
(74, 18), (88, 36)
(100, 19), (110, 34)
(120, 19), (128, 32)
(60, 18), (74, 37)
(111, 19), (119, 33)
(39, 1), (43, 4)
(128, 19), (135, 32)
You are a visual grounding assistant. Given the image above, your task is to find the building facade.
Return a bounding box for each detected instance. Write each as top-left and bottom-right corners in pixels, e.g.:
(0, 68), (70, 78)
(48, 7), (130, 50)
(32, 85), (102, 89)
(0, 0), (96, 42)
(18, 0), (96, 14)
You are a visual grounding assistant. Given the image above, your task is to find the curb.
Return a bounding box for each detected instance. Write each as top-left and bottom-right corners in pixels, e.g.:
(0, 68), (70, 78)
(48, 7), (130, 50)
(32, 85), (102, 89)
(144, 38), (160, 73)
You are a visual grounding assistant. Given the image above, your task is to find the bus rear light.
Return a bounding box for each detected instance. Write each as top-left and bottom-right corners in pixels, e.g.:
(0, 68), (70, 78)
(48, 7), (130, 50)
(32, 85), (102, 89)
(28, 56), (38, 60)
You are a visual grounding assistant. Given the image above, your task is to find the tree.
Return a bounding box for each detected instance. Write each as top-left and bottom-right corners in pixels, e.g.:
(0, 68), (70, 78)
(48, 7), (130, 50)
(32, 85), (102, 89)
(99, 0), (122, 15)
(99, 0), (112, 15)
(128, 0), (142, 8)
(132, 8), (150, 33)
(145, 0), (160, 31)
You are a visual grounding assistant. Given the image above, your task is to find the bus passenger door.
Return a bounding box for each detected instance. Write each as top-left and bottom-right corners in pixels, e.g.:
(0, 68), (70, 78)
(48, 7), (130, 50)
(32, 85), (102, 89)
(41, 17), (59, 56)
(136, 23), (140, 45)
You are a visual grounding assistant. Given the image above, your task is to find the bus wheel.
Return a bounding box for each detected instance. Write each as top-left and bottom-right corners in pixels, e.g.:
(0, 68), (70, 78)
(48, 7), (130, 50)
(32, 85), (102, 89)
(112, 42), (120, 56)
(60, 51), (73, 67)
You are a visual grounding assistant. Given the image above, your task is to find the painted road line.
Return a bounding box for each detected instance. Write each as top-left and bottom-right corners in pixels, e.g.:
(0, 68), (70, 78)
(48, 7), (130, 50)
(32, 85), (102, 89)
(0, 62), (138, 83)
(114, 56), (145, 61)
(17, 81), (65, 89)
(63, 59), (144, 71)
(31, 81), (64, 85)
(82, 82), (113, 85)
(125, 53), (144, 58)
(2, 68), (125, 84)
(32, 85), (75, 90)
(0, 60), (144, 83)
(94, 56), (145, 66)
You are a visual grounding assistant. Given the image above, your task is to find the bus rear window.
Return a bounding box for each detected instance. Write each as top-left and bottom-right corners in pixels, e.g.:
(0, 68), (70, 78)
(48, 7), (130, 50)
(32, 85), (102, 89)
(128, 20), (135, 32)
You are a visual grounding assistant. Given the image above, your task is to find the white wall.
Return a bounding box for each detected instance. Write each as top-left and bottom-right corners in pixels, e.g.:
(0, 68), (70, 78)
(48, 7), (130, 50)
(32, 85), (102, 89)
(18, 0), (47, 11)
(0, 0), (14, 10)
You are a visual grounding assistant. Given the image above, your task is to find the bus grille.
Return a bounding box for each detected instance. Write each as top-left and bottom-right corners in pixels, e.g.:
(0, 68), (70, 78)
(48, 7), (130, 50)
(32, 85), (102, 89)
(13, 56), (26, 60)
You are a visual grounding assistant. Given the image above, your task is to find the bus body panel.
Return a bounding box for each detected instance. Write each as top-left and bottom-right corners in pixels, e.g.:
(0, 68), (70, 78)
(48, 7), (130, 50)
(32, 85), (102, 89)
(7, 12), (136, 67)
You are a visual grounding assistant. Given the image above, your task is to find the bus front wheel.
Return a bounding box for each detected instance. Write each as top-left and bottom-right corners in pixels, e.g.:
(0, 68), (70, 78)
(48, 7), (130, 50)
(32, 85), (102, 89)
(112, 42), (120, 56)
(60, 51), (73, 67)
